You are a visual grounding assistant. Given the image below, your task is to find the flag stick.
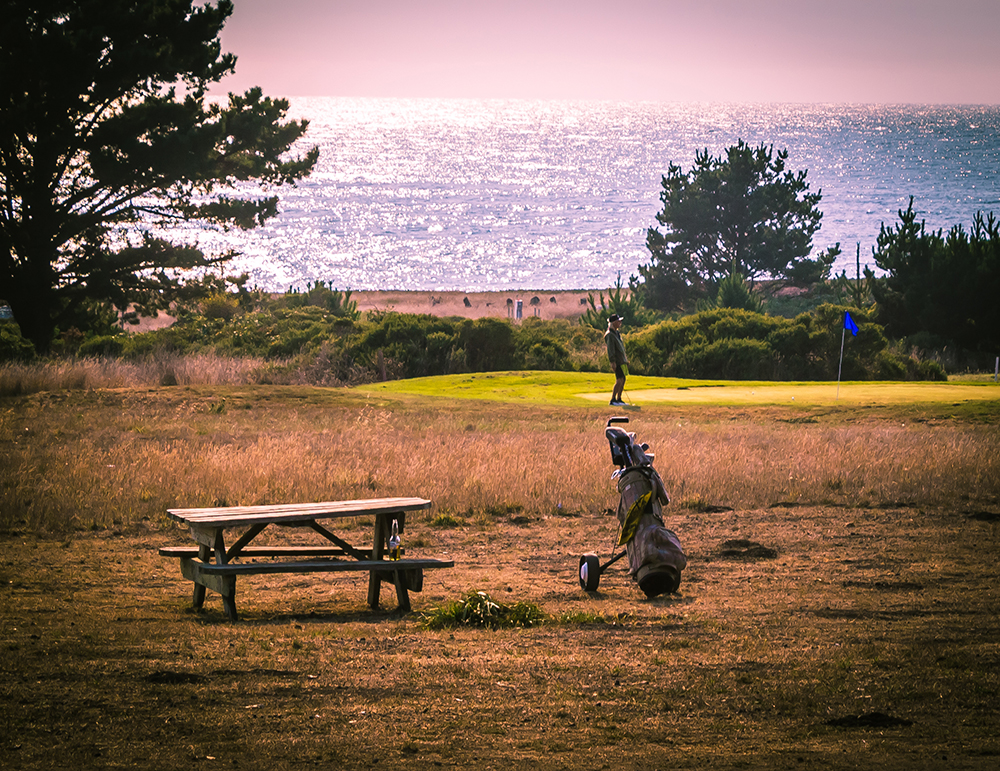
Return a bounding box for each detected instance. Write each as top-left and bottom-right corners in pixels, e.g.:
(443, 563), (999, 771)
(836, 326), (846, 400)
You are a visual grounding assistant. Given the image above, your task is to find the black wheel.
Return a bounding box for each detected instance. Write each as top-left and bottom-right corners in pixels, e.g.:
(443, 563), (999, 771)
(579, 553), (601, 592)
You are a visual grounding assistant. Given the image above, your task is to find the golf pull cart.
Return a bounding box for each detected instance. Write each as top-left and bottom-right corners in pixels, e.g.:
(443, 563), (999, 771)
(579, 417), (687, 597)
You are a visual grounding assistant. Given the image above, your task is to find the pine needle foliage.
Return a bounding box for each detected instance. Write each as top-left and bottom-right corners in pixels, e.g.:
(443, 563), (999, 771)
(579, 273), (657, 330)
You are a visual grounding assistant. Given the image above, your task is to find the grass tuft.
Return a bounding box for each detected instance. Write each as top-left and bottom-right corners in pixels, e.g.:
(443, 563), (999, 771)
(429, 513), (465, 529)
(421, 590), (545, 630)
(556, 610), (636, 627)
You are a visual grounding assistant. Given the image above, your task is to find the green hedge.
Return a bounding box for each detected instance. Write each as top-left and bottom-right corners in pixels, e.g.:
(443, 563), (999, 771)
(627, 305), (945, 381)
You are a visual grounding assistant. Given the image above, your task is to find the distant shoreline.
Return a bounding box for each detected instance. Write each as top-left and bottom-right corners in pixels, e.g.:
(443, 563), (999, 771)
(130, 289), (599, 332)
(350, 289), (595, 321)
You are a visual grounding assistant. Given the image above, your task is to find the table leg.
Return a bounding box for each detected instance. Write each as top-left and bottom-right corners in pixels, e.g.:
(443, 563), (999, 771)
(369, 512), (413, 612)
(180, 559), (238, 621)
(222, 591), (238, 622)
(367, 514), (387, 608)
(212, 529), (239, 620)
(392, 569), (411, 613)
(193, 544), (209, 608)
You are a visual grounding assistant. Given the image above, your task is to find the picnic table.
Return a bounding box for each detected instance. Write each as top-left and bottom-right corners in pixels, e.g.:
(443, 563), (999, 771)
(159, 497), (453, 621)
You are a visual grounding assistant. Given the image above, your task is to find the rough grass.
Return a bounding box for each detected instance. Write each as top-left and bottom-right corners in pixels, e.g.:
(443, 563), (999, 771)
(1, 382), (999, 769)
(1, 384), (997, 534)
(0, 352), (271, 396)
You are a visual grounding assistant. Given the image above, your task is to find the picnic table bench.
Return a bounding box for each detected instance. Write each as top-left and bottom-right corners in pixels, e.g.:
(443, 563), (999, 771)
(159, 497), (452, 621)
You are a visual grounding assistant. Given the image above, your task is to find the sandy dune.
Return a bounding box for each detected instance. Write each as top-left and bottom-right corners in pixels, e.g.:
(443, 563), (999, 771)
(351, 289), (595, 321)
(129, 290), (601, 332)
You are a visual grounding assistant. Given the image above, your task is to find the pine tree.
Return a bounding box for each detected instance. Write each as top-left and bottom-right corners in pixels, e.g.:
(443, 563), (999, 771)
(0, 0), (318, 351)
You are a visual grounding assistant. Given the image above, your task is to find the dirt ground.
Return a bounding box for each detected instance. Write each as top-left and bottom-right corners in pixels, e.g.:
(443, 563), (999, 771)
(2, 501), (999, 770)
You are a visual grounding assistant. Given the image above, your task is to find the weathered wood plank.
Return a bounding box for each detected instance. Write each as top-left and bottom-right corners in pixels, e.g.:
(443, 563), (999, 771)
(188, 526), (218, 549)
(180, 558), (237, 597)
(167, 497), (431, 527)
(305, 520), (368, 561)
(225, 522), (267, 562)
(187, 558), (452, 576)
(159, 545), (370, 559)
(392, 567), (411, 612)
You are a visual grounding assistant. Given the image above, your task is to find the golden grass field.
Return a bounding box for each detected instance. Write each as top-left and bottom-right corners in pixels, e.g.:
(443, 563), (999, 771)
(1, 375), (999, 769)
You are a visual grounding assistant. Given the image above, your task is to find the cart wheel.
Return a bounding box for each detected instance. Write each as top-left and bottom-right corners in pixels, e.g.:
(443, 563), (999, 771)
(579, 553), (601, 592)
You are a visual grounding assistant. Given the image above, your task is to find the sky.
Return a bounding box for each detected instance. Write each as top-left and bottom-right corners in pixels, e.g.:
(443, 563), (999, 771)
(212, 0), (1000, 103)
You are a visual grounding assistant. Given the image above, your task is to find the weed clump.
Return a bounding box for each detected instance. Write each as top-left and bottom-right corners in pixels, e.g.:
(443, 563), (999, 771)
(421, 590), (544, 630)
(429, 513), (464, 529)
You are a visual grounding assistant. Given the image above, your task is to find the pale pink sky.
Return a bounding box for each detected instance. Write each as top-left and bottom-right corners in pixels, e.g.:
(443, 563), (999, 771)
(213, 0), (1000, 103)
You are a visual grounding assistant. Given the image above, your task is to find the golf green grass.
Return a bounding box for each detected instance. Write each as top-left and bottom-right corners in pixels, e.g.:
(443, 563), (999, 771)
(361, 371), (1000, 409)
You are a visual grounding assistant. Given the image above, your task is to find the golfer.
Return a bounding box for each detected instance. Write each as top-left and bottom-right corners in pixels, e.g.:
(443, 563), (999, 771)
(605, 313), (628, 406)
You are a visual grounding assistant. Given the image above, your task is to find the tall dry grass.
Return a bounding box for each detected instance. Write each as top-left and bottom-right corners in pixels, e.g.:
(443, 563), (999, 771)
(0, 353), (271, 396)
(1, 387), (997, 534)
(642, 421), (996, 509)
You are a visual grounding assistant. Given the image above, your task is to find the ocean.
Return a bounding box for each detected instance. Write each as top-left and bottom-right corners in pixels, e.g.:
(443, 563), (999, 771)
(192, 99), (1000, 292)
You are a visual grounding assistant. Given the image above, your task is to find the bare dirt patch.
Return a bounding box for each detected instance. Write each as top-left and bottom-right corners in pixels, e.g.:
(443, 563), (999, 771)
(352, 289), (594, 321)
(3, 500), (999, 770)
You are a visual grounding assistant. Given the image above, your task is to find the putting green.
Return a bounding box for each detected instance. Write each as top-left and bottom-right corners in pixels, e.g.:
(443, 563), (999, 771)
(580, 382), (999, 406)
(363, 372), (999, 408)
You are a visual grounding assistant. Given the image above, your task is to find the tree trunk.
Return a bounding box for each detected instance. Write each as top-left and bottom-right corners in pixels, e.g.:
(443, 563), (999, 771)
(2, 252), (59, 355)
(5, 290), (57, 355)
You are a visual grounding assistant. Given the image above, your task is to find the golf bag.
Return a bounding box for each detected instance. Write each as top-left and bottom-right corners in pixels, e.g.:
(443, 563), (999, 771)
(606, 420), (686, 597)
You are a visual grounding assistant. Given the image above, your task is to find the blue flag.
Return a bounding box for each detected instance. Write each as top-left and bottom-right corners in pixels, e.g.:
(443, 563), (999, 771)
(844, 311), (859, 337)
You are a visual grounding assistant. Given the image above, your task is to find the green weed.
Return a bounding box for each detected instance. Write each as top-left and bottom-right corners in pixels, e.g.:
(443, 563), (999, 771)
(421, 590), (545, 630)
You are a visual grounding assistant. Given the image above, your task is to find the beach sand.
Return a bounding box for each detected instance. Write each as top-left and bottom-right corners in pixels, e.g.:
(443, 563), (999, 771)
(130, 289), (599, 332)
(351, 289), (595, 321)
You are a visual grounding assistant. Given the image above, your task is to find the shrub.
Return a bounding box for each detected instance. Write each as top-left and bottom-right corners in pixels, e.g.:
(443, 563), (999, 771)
(353, 313), (461, 378)
(281, 282), (359, 319)
(668, 338), (778, 379)
(707, 308), (781, 341)
(514, 322), (572, 371)
(459, 317), (516, 371)
(712, 272), (765, 313)
(47, 294), (946, 384)
(519, 339), (571, 370)
(0, 325), (35, 361)
(120, 330), (182, 359)
(77, 335), (125, 358)
(628, 304), (941, 381)
(202, 294), (239, 321)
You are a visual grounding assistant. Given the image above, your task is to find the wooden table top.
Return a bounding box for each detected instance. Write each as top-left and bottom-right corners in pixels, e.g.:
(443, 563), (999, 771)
(167, 497), (432, 528)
